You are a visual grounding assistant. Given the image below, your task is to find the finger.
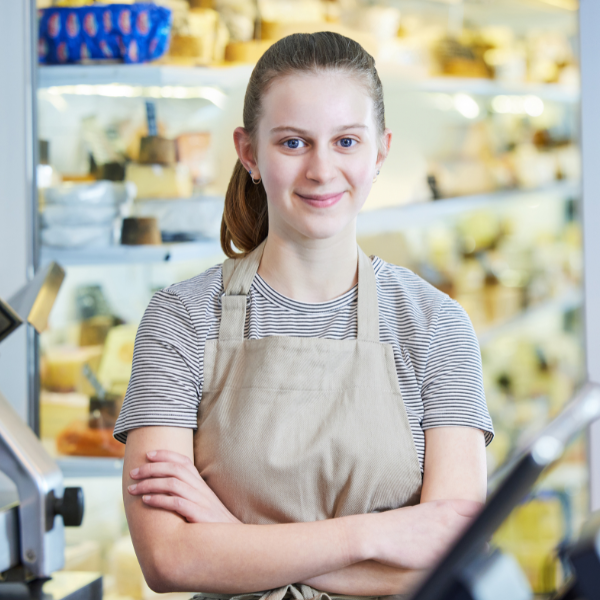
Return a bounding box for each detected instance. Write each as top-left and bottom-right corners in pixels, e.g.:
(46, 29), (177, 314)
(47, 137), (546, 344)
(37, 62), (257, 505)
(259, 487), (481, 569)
(130, 461), (193, 482)
(146, 449), (200, 479)
(141, 493), (204, 523)
(128, 477), (197, 503)
(147, 449), (194, 466)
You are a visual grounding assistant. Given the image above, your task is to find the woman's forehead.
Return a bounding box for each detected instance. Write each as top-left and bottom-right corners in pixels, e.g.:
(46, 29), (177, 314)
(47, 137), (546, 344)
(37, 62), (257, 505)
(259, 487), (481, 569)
(260, 72), (374, 133)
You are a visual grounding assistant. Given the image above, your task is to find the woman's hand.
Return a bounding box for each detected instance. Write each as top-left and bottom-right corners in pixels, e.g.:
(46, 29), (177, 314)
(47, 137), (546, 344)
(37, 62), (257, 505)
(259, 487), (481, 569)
(363, 499), (483, 571)
(128, 449), (241, 524)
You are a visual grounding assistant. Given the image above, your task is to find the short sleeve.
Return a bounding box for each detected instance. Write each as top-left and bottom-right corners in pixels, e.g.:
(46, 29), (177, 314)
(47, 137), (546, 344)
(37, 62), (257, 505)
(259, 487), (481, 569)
(113, 289), (201, 443)
(421, 296), (494, 445)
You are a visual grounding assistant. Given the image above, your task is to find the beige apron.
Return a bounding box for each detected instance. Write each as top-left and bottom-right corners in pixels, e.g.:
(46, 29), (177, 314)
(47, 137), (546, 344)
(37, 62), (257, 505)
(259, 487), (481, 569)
(192, 239), (422, 600)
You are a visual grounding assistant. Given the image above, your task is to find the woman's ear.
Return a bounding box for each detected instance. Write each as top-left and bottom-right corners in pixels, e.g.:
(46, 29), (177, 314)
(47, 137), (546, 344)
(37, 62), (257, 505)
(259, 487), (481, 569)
(376, 128), (393, 171)
(233, 127), (259, 176)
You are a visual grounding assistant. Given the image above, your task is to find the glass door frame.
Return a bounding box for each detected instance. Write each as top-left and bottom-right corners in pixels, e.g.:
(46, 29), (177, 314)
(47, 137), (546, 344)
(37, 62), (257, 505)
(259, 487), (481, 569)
(0, 0), (39, 427)
(580, 0), (600, 512)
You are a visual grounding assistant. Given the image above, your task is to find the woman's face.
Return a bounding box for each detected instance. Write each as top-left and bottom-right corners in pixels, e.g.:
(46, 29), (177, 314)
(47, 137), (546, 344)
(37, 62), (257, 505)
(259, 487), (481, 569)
(236, 71), (391, 243)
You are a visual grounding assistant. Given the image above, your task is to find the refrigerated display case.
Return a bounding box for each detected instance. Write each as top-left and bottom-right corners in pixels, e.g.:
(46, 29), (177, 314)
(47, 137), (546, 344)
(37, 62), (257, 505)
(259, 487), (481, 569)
(2, 0), (599, 597)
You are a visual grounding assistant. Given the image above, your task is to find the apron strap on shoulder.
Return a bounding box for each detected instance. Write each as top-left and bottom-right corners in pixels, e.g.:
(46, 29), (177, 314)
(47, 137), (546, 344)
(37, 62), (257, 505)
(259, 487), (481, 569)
(356, 246), (380, 343)
(219, 239), (268, 341)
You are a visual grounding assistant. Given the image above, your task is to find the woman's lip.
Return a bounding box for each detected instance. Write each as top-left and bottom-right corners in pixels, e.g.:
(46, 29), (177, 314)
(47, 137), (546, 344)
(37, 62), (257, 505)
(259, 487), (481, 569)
(296, 192), (344, 207)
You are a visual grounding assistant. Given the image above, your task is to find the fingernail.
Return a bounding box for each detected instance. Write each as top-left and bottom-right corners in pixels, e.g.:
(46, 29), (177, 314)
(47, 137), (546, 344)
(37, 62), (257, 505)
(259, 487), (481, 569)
(147, 451), (156, 458)
(143, 495), (151, 502)
(130, 468), (139, 476)
(128, 484), (137, 492)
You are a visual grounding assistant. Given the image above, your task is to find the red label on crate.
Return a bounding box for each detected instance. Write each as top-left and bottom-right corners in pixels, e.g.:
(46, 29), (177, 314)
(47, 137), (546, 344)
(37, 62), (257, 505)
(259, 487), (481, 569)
(81, 42), (90, 60)
(103, 9), (112, 33)
(66, 13), (79, 38)
(118, 9), (132, 34)
(57, 41), (68, 63)
(137, 10), (150, 35)
(129, 39), (139, 62)
(99, 39), (113, 58)
(48, 13), (61, 38)
(83, 13), (97, 37)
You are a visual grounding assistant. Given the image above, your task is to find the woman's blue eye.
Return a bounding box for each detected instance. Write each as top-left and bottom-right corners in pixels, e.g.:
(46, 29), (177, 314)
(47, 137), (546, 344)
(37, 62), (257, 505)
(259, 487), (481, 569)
(284, 139), (304, 149)
(339, 138), (355, 148)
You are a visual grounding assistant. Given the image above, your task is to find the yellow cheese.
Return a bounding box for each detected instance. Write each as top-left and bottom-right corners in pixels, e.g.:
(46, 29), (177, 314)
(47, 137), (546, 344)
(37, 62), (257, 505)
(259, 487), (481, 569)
(40, 390), (89, 441)
(225, 40), (273, 63)
(97, 324), (139, 391)
(126, 163), (193, 199)
(42, 346), (103, 395)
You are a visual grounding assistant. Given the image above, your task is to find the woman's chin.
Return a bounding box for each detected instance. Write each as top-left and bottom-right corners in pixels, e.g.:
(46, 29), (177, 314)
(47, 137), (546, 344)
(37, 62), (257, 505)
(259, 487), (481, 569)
(295, 221), (356, 242)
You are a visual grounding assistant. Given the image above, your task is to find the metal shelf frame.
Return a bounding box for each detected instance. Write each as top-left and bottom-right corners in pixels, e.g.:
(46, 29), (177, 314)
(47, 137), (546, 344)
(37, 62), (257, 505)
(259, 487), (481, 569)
(580, 0), (600, 512)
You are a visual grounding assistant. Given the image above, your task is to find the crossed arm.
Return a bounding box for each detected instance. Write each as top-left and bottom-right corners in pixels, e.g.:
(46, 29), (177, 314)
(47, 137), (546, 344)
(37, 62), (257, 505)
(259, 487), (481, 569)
(123, 425), (487, 595)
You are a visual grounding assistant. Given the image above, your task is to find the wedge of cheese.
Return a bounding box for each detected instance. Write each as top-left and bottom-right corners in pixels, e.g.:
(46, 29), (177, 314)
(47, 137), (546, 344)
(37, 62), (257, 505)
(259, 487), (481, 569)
(126, 163), (193, 199)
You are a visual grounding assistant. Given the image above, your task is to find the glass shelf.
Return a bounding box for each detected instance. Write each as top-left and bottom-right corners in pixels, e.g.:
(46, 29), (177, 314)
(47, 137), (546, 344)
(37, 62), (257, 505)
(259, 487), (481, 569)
(38, 63), (254, 90)
(40, 239), (223, 268)
(38, 64), (580, 103)
(40, 180), (580, 268)
(357, 180), (580, 236)
(477, 286), (583, 346)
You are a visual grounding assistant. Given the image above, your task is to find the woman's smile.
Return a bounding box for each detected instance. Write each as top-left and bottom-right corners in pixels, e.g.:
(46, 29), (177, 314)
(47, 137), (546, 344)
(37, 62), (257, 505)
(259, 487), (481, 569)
(294, 191), (345, 208)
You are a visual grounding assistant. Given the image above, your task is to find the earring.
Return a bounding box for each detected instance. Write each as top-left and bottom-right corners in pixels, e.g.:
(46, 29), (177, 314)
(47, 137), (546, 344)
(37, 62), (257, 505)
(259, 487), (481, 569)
(373, 170), (380, 184)
(249, 169), (261, 185)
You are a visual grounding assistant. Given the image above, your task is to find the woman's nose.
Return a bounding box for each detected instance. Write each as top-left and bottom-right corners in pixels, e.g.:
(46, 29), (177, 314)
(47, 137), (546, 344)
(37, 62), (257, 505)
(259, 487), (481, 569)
(304, 145), (337, 184)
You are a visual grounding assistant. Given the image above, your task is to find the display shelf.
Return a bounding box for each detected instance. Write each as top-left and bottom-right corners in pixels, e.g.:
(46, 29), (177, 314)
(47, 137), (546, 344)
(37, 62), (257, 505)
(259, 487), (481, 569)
(388, 73), (580, 103)
(57, 456), (123, 478)
(38, 64), (580, 102)
(38, 63), (254, 91)
(40, 239), (224, 267)
(357, 180), (580, 236)
(477, 286), (583, 347)
(40, 180), (579, 267)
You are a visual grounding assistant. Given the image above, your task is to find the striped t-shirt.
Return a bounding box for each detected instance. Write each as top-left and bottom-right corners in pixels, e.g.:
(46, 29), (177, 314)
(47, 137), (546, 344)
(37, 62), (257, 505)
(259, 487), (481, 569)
(114, 256), (494, 471)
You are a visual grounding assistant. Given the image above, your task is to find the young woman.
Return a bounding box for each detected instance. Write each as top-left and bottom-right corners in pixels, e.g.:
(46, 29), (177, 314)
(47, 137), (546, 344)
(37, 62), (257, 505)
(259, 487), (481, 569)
(114, 32), (494, 599)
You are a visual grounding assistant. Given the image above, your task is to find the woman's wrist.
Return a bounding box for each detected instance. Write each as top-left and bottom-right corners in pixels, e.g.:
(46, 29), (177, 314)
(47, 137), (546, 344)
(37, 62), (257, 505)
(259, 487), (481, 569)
(338, 512), (380, 563)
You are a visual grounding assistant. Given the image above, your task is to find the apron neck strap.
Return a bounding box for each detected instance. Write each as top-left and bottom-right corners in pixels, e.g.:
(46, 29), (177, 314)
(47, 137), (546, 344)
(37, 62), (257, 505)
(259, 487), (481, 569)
(223, 239), (268, 296)
(220, 239), (379, 343)
(357, 246), (380, 343)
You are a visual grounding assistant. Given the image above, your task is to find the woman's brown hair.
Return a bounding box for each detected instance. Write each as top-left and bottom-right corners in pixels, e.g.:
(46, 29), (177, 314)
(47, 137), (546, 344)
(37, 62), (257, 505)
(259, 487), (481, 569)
(221, 31), (386, 258)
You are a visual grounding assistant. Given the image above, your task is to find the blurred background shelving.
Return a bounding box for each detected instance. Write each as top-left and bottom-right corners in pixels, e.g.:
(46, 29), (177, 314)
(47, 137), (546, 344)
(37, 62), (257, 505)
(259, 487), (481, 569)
(32, 0), (585, 595)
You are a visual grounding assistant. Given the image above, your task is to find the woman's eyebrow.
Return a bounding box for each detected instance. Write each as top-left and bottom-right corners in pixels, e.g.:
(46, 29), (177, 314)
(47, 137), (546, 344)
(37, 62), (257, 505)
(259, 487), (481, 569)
(270, 124), (368, 135)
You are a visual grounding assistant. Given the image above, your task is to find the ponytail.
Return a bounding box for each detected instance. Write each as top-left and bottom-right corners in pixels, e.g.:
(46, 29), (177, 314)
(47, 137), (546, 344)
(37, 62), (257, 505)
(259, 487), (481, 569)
(221, 159), (268, 258)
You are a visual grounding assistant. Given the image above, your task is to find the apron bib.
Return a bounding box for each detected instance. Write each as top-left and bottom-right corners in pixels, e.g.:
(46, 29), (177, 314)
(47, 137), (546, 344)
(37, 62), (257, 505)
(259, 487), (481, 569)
(193, 239), (422, 600)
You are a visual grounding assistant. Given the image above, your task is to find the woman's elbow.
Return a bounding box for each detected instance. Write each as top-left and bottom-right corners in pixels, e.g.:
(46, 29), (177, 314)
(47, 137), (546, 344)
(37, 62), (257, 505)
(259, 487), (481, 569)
(139, 544), (183, 594)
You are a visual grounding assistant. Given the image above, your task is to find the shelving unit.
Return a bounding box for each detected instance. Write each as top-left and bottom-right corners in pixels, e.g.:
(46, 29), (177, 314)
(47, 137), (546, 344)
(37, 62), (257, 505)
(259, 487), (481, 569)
(40, 238), (223, 267)
(38, 63), (254, 90)
(357, 180), (580, 236)
(36, 44), (584, 490)
(38, 64), (580, 103)
(477, 286), (583, 346)
(39, 180), (579, 267)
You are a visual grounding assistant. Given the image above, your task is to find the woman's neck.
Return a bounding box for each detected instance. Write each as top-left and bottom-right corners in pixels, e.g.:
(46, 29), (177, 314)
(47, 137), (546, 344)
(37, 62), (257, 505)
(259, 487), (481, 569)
(256, 228), (359, 303)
